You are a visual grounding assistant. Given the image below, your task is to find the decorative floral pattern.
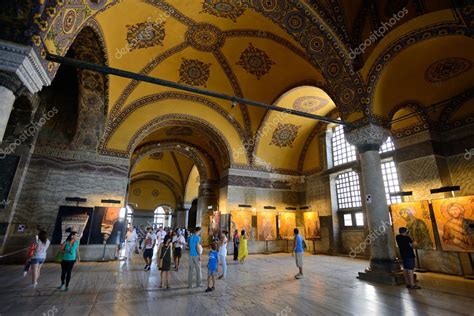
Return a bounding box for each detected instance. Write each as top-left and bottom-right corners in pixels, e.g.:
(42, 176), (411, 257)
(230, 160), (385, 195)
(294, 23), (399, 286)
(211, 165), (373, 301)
(179, 58), (211, 87)
(293, 96), (329, 113)
(185, 23), (225, 52)
(126, 21), (166, 51)
(133, 188), (141, 196)
(236, 43), (275, 79)
(425, 58), (472, 83)
(201, 0), (247, 21)
(270, 124), (300, 148)
(152, 189), (160, 197)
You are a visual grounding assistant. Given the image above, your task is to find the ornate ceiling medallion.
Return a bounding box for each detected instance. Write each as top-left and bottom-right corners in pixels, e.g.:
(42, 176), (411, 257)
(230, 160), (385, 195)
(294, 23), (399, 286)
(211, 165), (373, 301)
(425, 58), (472, 83)
(270, 124), (300, 148)
(185, 23), (225, 52)
(236, 43), (275, 79)
(150, 152), (164, 160)
(201, 0), (248, 22)
(293, 96), (329, 113)
(179, 58), (211, 87)
(126, 21), (166, 51)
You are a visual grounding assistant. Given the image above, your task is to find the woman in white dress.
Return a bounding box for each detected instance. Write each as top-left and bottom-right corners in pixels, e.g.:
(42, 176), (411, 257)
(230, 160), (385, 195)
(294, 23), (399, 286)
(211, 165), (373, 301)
(218, 231), (228, 279)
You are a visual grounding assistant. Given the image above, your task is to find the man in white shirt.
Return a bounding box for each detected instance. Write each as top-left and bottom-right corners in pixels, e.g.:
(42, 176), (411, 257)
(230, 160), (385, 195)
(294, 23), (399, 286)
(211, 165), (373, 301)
(143, 227), (156, 271)
(173, 230), (186, 271)
(125, 226), (137, 262)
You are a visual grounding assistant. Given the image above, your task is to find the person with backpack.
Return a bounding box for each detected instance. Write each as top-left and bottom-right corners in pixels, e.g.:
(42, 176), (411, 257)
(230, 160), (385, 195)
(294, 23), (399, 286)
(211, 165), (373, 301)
(26, 231), (50, 288)
(293, 228), (304, 279)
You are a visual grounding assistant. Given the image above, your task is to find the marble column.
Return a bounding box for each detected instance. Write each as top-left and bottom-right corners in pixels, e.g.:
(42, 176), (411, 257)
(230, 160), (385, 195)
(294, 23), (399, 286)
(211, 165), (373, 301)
(0, 40), (50, 141)
(196, 182), (218, 246)
(0, 86), (15, 142)
(0, 40), (50, 256)
(346, 124), (404, 285)
(174, 207), (188, 228)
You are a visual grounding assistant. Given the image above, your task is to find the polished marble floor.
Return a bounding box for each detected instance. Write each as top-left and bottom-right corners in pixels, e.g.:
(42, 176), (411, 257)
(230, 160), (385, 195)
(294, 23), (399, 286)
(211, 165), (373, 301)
(0, 252), (473, 316)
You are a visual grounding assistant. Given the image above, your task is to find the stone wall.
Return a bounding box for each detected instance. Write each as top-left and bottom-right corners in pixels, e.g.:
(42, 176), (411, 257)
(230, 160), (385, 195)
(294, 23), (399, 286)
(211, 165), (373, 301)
(1, 148), (128, 262)
(394, 128), (474, 275)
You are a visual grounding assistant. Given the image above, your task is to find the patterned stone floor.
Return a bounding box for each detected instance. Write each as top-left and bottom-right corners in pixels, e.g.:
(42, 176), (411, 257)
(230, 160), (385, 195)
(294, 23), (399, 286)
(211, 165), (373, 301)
(0, 252), (473, 316)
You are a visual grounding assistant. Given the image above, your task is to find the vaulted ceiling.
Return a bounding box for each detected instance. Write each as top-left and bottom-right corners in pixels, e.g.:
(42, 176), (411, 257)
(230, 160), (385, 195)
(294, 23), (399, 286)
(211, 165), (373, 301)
(5, 0), (472, 209)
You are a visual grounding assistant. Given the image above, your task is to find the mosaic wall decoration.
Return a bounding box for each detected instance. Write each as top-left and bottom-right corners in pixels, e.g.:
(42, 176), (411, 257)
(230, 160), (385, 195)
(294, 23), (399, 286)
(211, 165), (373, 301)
(166, 126), (193, 136)
(236, 43), (275, 79)
(201, 0), (248, 21)
(257, 211), (277, 241)
(425, 57), (472, 83)
(390, 201), (436, 250)
(230, 210), (252, 239)
(432, 196), (474, 252)
(270, 124), (300, 148)
(100, 207), (120, 235)
(126, 21), (166, 51)
(304, 211), (321, 240)
(293, 96), (329, 113)
(179, 58), (211, 87)
(279, 212), (296, 240)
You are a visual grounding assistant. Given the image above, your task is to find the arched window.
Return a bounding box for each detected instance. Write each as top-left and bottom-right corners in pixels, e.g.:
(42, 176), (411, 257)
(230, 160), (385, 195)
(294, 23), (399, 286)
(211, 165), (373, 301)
(335, 171), (362, 209)
(380, 136), (395, 153)
(154, 206), (165, 224)
(331, 124), (356, 166)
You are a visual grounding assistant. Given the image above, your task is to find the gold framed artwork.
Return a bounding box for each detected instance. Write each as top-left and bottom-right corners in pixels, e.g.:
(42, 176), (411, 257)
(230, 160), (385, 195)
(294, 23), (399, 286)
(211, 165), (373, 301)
(432, 196), (474, 252)
(279, 212), (296, 240)
(303, 211), (321, 240)
(389, 201), (436, 250)
(257, 211), (277, 241)
(230, 210), (252, 237)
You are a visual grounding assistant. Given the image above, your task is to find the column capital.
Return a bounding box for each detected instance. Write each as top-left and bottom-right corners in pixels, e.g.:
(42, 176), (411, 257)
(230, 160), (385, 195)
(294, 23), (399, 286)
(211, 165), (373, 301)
(345, 123), (390, 152)
(0, 40), (51, 94)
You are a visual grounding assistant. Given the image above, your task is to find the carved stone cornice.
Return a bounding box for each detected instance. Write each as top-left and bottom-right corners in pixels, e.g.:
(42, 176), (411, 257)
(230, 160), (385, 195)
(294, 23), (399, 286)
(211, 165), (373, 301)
(345, 123), (390, 152)
(0, 40), (51, 94)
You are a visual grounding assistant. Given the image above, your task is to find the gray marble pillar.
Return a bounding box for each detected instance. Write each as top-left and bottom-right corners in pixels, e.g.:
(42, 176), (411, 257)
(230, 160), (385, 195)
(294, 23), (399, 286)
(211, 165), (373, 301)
(196, 182), (218, 246)
(346, 124), (404, 285)
(175, 207), (188, 228)
(0, 86), (15, 142)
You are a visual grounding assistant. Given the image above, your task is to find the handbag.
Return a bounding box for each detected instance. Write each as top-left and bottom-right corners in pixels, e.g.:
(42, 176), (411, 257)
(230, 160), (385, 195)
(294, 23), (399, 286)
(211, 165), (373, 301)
(55, 251), (63, 263)
(158, 246), (170, 270)
(27, 241), (36, 258)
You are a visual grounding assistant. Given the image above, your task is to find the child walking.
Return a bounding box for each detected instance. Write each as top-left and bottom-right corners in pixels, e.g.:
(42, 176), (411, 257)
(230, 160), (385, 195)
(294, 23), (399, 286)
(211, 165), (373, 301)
(205, 242), (219, 292)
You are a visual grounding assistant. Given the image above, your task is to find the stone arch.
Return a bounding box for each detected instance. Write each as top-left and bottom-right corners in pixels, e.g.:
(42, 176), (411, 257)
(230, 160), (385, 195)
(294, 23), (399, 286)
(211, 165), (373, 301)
(127, 114), (233, 168)
(131, 142), (216, 182)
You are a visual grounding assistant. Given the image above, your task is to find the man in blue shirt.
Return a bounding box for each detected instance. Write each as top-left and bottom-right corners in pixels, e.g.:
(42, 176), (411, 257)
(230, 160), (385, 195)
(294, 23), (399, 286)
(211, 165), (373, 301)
(293, 228), (304, 279)
(188, 227), (202, 288)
